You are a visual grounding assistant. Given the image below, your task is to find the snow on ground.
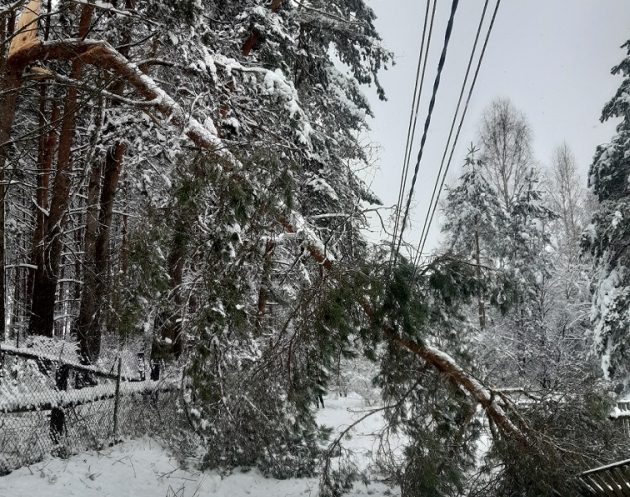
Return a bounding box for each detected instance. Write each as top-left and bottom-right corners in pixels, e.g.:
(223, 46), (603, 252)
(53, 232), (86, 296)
(0, 393), (401, 497)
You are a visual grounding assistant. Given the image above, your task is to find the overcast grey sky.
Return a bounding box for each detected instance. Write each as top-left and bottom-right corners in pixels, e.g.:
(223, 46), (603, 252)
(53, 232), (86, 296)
(362, 0), (630, 254)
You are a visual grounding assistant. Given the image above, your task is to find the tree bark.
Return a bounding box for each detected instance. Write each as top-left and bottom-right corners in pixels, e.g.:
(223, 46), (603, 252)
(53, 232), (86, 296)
(256, 238), (275, 331)
(29, 4), (94, 336)
(75, 161), (101, 362)
(474, 222), (486, 329)
(289, 218), (529, 446)
(28, 102), (57, 301)
(164, 223), (186, 359)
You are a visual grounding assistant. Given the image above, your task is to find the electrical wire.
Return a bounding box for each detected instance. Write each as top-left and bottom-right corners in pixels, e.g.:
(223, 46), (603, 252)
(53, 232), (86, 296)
(414, 0), (502, 269)
(411, 0), (491, 269)
(390, 0), (436, 267)
(392, 0), (460, 267)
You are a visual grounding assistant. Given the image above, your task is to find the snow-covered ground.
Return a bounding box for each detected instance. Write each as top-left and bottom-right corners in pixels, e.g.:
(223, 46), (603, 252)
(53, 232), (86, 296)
(0, 393), (401, 497)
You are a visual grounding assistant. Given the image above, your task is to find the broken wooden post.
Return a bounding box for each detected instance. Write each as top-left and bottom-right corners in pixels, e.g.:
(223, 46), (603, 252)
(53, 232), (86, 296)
(136, 352), (145, 381)
(112, 357), (122, 440)
(50, 363), (69, 444)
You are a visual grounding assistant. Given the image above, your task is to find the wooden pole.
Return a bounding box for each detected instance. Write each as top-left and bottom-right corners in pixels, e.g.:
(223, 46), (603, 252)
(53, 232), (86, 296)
(112, 357), (122, 440)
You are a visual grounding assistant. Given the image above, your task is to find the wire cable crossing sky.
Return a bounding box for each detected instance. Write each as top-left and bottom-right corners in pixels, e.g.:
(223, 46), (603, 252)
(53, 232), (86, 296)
(391, 0), (460, 267)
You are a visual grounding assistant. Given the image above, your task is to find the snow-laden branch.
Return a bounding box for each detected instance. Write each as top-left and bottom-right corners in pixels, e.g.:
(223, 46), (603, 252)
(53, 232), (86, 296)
(26, 68), (163, 107)
(280, 210), (334, 270)
(201, 50), (313, 148)
(0, 0), (27, 17)
(381, 327), (528, 446)
(280, 215), (530, 446)
(67, 0), (159, 25)
(6, 35), (234, 161)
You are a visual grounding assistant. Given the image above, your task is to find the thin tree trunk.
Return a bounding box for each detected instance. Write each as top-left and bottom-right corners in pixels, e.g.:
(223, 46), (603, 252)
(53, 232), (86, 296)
(474, 222), (486, 329)
(256, 238), (275, 331)
(75, 161), (101, 361)
(120, 212), (128, 275)
(161, 218), (187, 360)
(0, 11), (18, 340)
(89, 143), (124, 360)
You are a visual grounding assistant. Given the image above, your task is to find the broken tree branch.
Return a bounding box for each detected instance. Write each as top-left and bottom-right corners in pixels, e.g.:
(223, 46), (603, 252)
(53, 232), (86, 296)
(8, 38), (225, 151)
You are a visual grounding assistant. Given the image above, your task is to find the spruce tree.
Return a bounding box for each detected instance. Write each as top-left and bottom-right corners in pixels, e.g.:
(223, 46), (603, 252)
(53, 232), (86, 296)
(584, 39), (630, 382)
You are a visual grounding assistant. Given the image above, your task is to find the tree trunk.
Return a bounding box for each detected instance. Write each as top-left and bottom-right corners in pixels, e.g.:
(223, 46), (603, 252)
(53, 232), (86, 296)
(29, 4), (93, 336)
(474, 222), (486, 329)
(75, 161), (101, 362)
(256, 238), (275, 331)
(0, 12), (18, 341)
(155, 219), (187, 361)
(28, 101), (58, 303)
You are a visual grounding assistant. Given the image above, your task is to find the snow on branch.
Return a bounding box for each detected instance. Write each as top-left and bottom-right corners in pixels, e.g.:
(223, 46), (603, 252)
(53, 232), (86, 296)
(202, 50), (313, 148)
(381, 324), (529, 446)
(0, 0), (27, 17)
(7, 35), (234, 162)
(281, 210), (334, 269)
(67, 0), (158, 24)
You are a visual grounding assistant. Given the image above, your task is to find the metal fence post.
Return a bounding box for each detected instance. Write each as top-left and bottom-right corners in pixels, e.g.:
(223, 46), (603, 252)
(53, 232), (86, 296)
(112, 357), (122, 440)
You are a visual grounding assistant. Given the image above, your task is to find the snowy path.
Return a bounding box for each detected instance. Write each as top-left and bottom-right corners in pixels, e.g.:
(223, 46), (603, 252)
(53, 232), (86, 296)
(0, 393), (400, 497)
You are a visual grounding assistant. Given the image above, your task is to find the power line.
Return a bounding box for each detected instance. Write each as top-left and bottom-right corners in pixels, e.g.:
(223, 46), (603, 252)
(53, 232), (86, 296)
(390, 0), (437, 266)
(411, 0), (491, 269)
(415, 0), (502, 266)
(392, 0), (460, 267)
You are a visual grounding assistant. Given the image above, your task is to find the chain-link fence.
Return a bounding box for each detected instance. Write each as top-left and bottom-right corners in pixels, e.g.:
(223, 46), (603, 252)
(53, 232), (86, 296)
(0, 341), (193, 475)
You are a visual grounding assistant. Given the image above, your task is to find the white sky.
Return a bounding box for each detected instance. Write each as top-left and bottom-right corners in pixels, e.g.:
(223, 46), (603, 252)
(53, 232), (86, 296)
(362, 0), (630, 255)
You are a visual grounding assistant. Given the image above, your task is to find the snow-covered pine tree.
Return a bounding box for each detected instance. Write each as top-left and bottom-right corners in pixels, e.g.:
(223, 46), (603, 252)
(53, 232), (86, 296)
(101, 0), (392, 476)
(584, 39), (630, 383)
(441, 138), (557, 388)
(442, 145), (508, 327)
(0, 0), (391, 476)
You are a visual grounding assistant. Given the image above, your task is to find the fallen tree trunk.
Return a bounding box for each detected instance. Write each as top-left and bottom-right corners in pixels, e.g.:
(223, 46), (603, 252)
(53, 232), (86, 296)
(289, 216), (529, 446)
(1, 37), (228, 183)
(382, 324), (528, 446)
(2, 0), (528, 450)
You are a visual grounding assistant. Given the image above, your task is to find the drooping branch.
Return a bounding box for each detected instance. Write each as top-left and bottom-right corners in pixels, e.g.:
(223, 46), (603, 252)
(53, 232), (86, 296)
(382, 325), (529, 447)
(6, 37), (228, 154)
(242, 0), (285, 56)
(287, 218), (529, 446)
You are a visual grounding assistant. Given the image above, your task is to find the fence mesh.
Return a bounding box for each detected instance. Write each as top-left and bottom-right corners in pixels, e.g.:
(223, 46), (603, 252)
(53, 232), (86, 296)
(0, 340), (193, 475)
